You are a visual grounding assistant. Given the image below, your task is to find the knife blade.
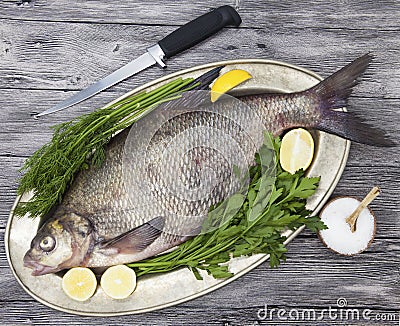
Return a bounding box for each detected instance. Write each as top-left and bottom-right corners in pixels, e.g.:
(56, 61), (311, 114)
(36, 5), (241, 117)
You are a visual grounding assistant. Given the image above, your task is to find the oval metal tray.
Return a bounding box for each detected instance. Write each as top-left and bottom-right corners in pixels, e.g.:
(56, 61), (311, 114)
(5, 59), (350, 316)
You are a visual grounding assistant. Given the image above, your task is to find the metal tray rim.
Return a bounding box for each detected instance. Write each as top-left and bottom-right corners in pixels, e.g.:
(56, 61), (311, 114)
(5, 58), (350, 316)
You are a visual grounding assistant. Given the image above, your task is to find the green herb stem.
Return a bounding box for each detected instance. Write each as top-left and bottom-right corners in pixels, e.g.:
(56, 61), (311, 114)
(15, 77), (196, 218)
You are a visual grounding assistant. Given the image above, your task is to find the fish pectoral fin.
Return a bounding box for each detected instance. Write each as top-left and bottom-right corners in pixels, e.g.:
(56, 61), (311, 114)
(98, 216), (165, 254)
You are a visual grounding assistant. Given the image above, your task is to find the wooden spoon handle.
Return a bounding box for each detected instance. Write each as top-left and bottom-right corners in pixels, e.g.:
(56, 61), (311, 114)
(346, 186), (380, 232)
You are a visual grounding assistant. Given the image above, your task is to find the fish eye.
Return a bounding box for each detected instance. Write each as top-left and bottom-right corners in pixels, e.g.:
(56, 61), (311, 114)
(39, 236), (56, 252)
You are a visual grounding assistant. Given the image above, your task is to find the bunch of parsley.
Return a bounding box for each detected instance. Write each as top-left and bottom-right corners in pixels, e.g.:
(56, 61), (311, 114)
(128, 134), (327, 279)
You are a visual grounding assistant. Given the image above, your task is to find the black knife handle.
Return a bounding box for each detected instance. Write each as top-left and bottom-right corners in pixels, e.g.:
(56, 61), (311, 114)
(158, 5), (242, 59)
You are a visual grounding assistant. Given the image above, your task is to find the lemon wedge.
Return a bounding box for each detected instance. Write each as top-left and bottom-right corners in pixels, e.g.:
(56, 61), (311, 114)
(211, 69), (252, 102)
(280, 128), (314, 174)
(62, 267), (97, 302)
(100, 265), (137, 299)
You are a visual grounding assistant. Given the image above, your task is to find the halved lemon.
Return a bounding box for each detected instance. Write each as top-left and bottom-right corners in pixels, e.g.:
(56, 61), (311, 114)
(210, 69), (252, 102)
(62, 267), (97, 302)
(280, 128), (314, 174)
(100, 265), (137, 299)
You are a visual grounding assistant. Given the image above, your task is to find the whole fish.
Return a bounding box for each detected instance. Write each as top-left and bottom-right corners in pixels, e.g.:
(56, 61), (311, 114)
(24, 54), (393, 276)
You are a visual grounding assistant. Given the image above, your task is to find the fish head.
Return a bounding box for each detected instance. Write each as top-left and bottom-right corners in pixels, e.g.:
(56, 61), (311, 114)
(23, 212), (94, 276)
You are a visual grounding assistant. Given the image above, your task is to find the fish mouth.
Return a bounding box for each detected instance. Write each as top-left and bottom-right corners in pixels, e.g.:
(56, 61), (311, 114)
(23, 253), (58, 276)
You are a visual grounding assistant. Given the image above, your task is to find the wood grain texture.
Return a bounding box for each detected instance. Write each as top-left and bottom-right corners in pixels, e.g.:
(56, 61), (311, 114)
(0, 0), (399, 30)
(0, 18), (399, 93)
(0, 0), (399, 325)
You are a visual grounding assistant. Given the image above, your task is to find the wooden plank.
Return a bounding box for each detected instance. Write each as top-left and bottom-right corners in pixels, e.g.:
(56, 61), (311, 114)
(0, 302), (398, 326)
(1, 300), (398, 325)
(0, 0), (399, 30)
(0, 301), (399, 325)
(0, 20), (399, 93)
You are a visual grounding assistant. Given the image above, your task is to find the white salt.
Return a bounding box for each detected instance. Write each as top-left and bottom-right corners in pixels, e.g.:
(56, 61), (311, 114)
(319, 197), (376, 255)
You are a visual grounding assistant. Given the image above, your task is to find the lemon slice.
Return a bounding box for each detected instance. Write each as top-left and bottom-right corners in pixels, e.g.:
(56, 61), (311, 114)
(280, 128), (314, 174)
(211, 69), (252, 102)
(100, 265), (137, 299)
(62, 267), (97, 302)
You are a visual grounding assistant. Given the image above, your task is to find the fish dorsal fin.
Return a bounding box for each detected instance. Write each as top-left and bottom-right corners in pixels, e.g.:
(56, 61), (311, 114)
(98, 216), (165, 254)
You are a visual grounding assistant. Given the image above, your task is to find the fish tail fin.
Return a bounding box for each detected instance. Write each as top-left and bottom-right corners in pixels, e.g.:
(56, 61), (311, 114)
(317, 110), (395, 146)
(312, 54), (395, 147)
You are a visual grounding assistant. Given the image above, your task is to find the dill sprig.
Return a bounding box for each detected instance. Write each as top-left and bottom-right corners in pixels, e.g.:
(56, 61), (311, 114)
(15, 77), (198, 218)
(128, 134), (327, 279)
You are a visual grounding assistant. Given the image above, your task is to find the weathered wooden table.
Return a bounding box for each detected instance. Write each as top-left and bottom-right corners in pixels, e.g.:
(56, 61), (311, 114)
(0, 1), (399, 324)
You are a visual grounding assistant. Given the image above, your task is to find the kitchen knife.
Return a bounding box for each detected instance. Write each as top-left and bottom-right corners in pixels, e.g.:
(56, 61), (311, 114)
(35, 5), (241, 117)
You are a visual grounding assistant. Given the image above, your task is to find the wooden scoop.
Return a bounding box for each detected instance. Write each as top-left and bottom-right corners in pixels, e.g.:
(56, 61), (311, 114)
(346, 186), (380, 233)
